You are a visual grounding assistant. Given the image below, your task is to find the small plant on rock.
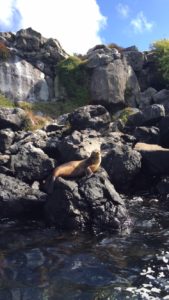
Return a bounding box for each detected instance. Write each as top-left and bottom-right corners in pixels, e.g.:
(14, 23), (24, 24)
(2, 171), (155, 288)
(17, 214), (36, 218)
(0, 42), (9, 60)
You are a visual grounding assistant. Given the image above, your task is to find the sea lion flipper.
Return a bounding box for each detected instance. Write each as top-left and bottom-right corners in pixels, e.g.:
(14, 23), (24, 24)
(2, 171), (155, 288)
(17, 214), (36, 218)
(86, 166), (93, 176)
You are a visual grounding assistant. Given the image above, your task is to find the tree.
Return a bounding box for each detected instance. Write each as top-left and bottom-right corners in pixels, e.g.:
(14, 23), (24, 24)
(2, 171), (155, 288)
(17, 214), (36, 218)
(152, 39), (169, 84)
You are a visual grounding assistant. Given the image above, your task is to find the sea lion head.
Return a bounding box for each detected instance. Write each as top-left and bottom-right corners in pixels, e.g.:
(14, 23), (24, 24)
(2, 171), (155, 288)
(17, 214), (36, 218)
(89, 149), (101, 164)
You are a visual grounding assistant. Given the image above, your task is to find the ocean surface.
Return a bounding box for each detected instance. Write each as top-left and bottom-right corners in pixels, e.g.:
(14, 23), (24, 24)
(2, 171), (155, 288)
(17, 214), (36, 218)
(0, 195), (169, 300)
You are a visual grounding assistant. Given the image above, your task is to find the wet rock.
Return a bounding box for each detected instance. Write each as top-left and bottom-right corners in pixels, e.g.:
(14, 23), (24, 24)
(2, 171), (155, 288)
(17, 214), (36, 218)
(68, 105), (111, 131)
(102, 144), (141, 190)
(0, 108), (27, 130)
(10, 142), (54, 182)
(134, 142), (169, 175)
(44, 169), (128, 233)
(0, 174), (47, 219)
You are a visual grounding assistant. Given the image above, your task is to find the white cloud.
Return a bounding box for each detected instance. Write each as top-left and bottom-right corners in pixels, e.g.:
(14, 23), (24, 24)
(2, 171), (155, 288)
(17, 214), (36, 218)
(0, 0), (107, 54)
(116, 3), (129, 18)
(130, 11), (154, 33)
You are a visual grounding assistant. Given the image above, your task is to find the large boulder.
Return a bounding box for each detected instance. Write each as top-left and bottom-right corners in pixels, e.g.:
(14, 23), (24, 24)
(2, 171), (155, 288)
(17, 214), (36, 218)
(86, 45), (121, 68)
(153, 89), (169, 114)
(54, 129), (101, 162)
(44, 169), (129, 233)
(102, 144), (141, 190)
(127, 104), (165, 127)
(0, 55), (49, 101)
(0, 107), (27, 130)
(0, 173), (47, 219)
(137, 87), (157, 109)
(10, 142), (54, 182)
(90, 57), (140, 110)
(68, 105), (111, 131)
(123, 47), (144, 72)
(134, 142), (169, 175)
(132, 126), (160, 145)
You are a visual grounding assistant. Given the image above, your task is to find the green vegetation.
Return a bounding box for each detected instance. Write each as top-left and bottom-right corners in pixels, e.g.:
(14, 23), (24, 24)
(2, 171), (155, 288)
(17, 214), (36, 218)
(0, 42), (9, 60)
(108, 42), (124, 52)
(17, 100), (85, 118)
(152, 39), (169, 84)
(117, 107), (136, 124)
(57, 56), (90, 107)
(0, 93), (15, 108)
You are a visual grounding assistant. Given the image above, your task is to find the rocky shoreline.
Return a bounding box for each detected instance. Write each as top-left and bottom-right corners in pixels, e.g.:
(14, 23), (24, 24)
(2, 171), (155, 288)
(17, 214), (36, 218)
(0, 104), (169, 233)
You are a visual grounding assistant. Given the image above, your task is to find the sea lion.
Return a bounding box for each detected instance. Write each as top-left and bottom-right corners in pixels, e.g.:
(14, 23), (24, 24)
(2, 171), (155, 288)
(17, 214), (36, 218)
(44, 149), (101, 194)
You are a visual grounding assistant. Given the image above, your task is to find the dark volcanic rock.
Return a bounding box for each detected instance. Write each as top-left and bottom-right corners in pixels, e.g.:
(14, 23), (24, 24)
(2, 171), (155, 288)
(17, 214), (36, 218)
(127, 104), (165, 127)
(133, 126), (160, 144)
(159, 116), (169, 147)
(44, 169), (128, 233)
(0, 174), (47, 219)
(0, 107), (27, 130)
(102, 144), (141, 190)
(10, 142), (55, 182)
(153, 89), (169, 114)
(68, 105), (111, 131)
(135, 142), (169, 175)
(0, 128), (15, 153)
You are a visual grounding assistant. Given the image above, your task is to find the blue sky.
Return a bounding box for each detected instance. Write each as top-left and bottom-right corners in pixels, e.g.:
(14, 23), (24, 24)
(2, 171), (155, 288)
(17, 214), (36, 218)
(0, 0), (168, 54)
(97, 0), (169, 51)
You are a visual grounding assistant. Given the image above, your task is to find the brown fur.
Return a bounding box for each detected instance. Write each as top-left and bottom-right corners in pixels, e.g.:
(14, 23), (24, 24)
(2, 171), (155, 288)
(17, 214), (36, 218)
(44, 150), (101, 194)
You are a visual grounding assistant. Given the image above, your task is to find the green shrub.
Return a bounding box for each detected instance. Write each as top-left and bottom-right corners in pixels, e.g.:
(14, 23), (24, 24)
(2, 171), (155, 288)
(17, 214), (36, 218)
(117, 107), (136, 124)
(57, 56), (90, 107)
(151, 39), (169, 84)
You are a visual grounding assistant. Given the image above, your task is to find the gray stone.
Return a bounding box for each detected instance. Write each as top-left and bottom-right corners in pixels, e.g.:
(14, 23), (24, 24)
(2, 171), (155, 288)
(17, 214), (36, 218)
(10, 142), (54, 182)
(138, 87), (157, 109)
(68, 105), (111, 131)
(0, 173), (47, 218)
(133, 126), (160, 144)
(153, 89), (169, 114)
(0, 107), (27, 130)
(134, 142), (169, 175)
(127, 104), (165, 127)
(0, 55), (49, 102)
(90, 58), (140, 109)
(0, 128), (15, 152)
(123, 49), (144, 72)
(44, 169), (129, 232)
(102, 144), (142, 190)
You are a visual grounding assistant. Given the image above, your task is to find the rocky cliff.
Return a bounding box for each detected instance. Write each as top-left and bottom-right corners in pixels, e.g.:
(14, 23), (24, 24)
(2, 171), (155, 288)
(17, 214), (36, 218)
(0, 28), (68, 102)
(0, 28), (165, 111)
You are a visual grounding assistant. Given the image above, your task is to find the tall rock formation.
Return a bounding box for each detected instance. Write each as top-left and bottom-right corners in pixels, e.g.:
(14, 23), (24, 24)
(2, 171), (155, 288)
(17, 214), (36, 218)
(0, 27), (68, 102)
